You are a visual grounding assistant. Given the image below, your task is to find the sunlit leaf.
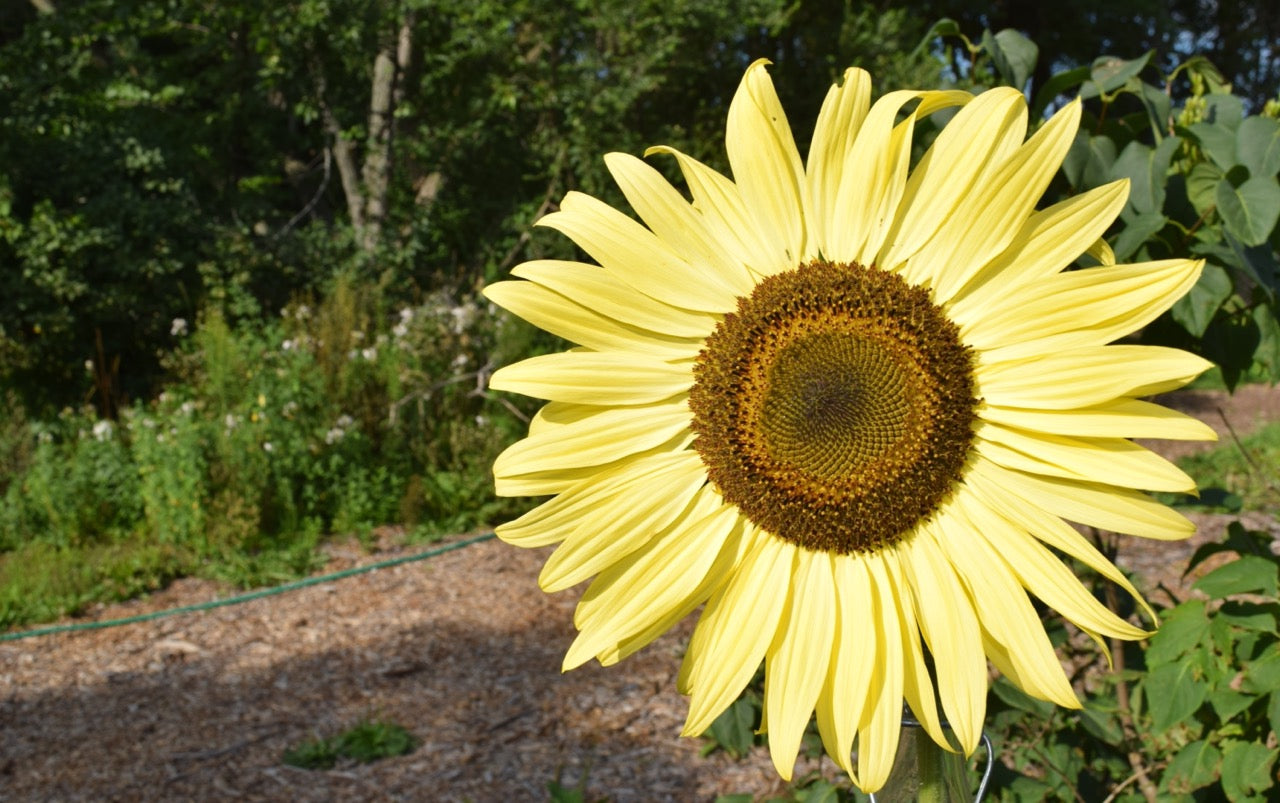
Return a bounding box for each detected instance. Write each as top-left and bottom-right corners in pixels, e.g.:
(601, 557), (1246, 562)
(1216, 176), (1280, 246)
(1162, 740), (1221, 795)
(1237, 116), (1280, 177)
(1194, 555), (1280, 598)
(1220, 740), (1278, 801)
(1146, 659), (1208, 734)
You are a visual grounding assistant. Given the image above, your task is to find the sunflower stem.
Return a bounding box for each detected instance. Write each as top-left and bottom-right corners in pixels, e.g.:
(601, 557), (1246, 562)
(916, 734), (946, 803)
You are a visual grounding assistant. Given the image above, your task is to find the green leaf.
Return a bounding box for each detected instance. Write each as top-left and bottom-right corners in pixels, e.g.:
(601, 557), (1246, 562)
(1220, 740), (1278, 801)
(1225, 230), (1278, 297)
(792, 779), (840, 803)
(1062, 133), (1117, 191)
(1145, 658), (1209, 733)
(1209, 688), (1256, 721)
(1237, 116), (1280, 177)
(1148, 599), (1209, 664)
(1270, 692), (1280, 739)
(991, 676), (1054, 716)
(909, 18), (961, 59)
(1187, 122), (1240, 170)
(1203, 93), (1246, 129)
(1242, 642), (1280, 694)
(1218, 600), (1280, 634)
(1110, 211), (1166, 261)
(1193, 555), (1280, 598)
(703, 696), (758, 759)
(1081, 52), (1152, 98)
(1185, 160), (1223, 215)
(1134, 81), (1173, 138)
(1077, 706), (1125, 745)
(1202, 309), (1264, 390)
(1031, 65), (1089, 119)
(1252, 302), (1280, 383)
(984, 28), (1038, 90)
(1171, 263), (1233, 337)
(1217, 176), (1280, 246)
(1162, 740), (1221, 795)
(1110, 137), (1179, 215)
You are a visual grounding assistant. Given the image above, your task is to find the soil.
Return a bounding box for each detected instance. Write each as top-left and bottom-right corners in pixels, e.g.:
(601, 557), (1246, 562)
(1, 385), (1276, 803)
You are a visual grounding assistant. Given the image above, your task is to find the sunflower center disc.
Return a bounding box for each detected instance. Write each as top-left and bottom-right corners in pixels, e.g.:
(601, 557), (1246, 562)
(689, 260), (978, 555)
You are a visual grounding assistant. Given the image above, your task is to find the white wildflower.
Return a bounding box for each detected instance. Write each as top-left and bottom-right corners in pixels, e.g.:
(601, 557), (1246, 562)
(92, 420), (114, 441)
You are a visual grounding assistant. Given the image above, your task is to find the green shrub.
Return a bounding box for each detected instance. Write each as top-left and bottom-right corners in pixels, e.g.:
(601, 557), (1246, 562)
(0, 275), (537, 628)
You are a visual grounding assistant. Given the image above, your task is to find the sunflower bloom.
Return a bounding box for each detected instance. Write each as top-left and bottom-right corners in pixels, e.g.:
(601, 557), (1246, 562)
(484, 60), (1214, 791)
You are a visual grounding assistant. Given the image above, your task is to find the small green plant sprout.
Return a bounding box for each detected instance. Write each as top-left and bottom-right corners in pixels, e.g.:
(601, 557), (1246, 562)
(282, 718), (417, 770)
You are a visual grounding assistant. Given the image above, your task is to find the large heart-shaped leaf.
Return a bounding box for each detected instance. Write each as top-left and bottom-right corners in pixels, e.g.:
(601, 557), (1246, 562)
(1237, 115), (1280, 177)
(1216, 176), (1280, 246)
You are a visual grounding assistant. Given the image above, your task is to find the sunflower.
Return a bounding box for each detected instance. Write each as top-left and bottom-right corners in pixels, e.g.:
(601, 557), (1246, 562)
(483, 60), (1214, 791)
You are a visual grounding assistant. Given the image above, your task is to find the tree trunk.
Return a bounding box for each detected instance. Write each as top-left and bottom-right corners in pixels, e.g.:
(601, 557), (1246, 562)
(359, 14), (414, 253)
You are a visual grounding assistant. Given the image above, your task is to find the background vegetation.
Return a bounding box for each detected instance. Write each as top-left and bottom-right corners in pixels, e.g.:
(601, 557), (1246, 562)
(2, 0), (1278, 799)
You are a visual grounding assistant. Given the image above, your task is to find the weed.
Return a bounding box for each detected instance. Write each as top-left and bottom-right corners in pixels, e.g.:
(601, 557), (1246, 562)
(282, 719), (416, 770)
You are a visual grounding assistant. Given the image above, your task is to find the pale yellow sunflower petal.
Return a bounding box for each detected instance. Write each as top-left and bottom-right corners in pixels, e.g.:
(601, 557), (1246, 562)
(603, 511), (752, 667)
(904, 522), (986, 754)
(726, 59), (808, 270)
(915, 99), (1082, 302)
(537, 191), (738, 313)
(815, 554), (876, 781)
(501, 402), (692, 495)
(962, 460), (1157, 622)
(538, 450), (706, 592)
(878, 87), (1027, 272)
(885, 555), (947, 753)
(495, 439), (695, 498)
(976, 346), (1215, 409)
(604, 152), (756, 295)
(858, 552), (906, 790)
(877, 547), (948, 752)
(936, 499), (1079, 707)
(497, 451), (691, 546)
(825, 90), (923, 265)
(494, 402), (691, 481)
(489, 351), (691, 406)
(968, 505), (1149, 640)
(484, 280), (703, 359)
(806, 67), (872, 260)
(681, 532), (792, 737)
(959, 259), (1203, 361)
(563, 486), (728, 669)
(1086, 235), (1117, 265)
(967, 452), (1195, 540)
(979, 398), (1218, 441)
(511, 260), (717, 338)
(976, 421), (1197, 493)
(676, 520), (768, 693)
(643, 146), (780, 276)
(946, 180), (1129, 318)
(765, 549), (837, 781)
